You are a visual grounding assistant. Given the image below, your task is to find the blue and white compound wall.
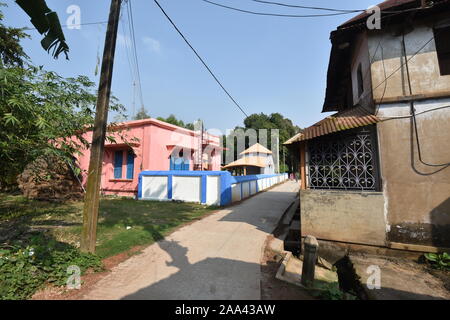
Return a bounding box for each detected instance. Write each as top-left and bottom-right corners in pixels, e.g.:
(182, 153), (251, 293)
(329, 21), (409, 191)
(138, 171), (289, 206)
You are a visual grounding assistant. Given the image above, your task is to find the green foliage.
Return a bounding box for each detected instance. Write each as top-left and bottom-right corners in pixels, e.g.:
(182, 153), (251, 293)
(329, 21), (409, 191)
(424, 252), (450, 271)
(0, 193), (216, 299)
(133, 108), (151, 120)
(311, 281), (357, 300)
(0, 66), (104, 187)
(156, 114), (195, 130)
(0, 3), (29, 67)
(0, 8), (126, 189)
(0, 234), (102, 300)
(225, 112), (301, 172)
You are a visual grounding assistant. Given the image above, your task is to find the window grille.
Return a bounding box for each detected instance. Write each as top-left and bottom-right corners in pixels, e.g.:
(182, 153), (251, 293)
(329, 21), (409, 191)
(308, 126), (380, 191)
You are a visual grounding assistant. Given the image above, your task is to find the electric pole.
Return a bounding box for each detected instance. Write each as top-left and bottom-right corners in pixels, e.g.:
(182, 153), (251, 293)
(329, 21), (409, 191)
(81, 0), (122, 253)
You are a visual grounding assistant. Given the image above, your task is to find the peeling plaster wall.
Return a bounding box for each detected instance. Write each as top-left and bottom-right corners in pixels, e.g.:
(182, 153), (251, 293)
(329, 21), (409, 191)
(377, 98), (450, 247)
(368, 23), (450, 102)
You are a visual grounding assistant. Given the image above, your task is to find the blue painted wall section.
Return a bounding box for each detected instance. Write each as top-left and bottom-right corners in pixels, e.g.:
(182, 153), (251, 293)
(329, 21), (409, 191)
(201, 175), (207, 204)
(138, 171), (287, 206)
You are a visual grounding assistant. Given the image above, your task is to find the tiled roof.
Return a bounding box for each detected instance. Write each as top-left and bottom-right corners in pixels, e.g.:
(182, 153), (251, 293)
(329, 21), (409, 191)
(284, 106), (379, 144)
(340, 0), (418, 28)
(222, 156), (267, 169)
(240, 143), (273, 155)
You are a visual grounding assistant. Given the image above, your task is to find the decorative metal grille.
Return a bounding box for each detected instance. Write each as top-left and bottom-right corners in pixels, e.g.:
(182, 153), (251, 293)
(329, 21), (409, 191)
(308, 126), (380, 191)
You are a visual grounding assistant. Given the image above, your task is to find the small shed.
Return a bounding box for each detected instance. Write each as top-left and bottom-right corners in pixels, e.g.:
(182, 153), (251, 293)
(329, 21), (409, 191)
(222, 143), (276, 175)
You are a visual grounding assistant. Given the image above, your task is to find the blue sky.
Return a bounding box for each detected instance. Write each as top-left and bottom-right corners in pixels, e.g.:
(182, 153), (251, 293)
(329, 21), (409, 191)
(4, 0), (377, 133)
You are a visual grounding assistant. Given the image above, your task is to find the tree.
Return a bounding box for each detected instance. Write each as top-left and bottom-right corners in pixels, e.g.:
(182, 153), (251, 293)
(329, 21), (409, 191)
(133, 108), (151, 120)
(156, 114), (195, 130)
(225, 113), (301, 173)
(0, 3), (29, 66)
(0, 9), (124, 189)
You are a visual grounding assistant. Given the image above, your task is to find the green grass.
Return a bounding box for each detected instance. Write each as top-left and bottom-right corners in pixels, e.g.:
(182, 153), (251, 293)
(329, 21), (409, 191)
(0, 193), (217, 299)
(0, 193), (217, 258)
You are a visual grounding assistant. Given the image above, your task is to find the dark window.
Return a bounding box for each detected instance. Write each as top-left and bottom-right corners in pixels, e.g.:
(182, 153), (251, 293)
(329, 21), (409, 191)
(308, 126), (380, 191)
(126, 150), (134, 179)
(113, 150), (123, 179)
(357, 63), (364, 97)
(434, 26), (450, 76)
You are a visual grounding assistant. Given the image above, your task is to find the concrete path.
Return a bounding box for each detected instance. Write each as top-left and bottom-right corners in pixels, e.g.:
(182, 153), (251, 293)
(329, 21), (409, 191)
(82, 181), (299, 300)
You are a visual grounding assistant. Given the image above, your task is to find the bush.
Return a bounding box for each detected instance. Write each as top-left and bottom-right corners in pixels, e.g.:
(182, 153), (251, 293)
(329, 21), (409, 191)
(311, 282), (357, 300)
(0, 234), (103, 300)
(423, 252), (450, 271)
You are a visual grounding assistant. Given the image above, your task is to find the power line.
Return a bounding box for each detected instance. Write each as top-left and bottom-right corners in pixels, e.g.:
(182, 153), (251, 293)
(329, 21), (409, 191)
(126, 0), (146, 113)
(23, 21), (108, 31)
(153, 0), (249, 118)
(201, 0), (427, 21)
(120, 10), (138, 117)
(199, 0), (354, 18)
(248, 0), (426, 14)
(249, 0), (362, 13)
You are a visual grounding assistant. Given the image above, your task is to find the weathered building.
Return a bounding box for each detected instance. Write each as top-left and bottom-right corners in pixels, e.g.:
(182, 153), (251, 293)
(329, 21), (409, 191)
(285, 0), (450, 251)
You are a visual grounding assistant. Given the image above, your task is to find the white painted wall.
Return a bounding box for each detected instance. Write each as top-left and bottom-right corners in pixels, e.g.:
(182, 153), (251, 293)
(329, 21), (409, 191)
(242, 182), (250, 198)
(250, 181), (257, 195)
(172, 176), (201, 203)
(141, 176), (168, 200)
(206, 176), (221, 206)
(232, 183), (241, 202)
(140, 173), (288, 205)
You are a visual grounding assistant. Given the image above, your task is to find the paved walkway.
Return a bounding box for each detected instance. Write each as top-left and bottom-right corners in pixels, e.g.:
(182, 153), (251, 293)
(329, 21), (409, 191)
(82, 181), (299, 300)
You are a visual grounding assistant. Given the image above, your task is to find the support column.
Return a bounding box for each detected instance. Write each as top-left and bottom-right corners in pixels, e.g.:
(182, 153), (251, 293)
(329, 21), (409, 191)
(299, 142), (307, 190)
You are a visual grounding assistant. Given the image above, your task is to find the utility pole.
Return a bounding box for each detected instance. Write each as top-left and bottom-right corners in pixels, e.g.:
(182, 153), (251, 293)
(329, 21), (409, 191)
(81, 0), (122, 253)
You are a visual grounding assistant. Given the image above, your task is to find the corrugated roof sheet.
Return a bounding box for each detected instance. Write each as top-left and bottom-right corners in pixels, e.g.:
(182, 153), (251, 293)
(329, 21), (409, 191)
(284, 106), (379, 144)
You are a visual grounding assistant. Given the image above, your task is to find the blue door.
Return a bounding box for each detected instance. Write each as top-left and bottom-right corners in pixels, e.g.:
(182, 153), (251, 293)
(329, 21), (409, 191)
(170, 156), (190, 171)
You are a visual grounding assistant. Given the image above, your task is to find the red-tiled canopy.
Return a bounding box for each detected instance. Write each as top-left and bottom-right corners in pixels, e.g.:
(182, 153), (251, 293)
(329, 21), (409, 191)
(284, 106), (379, 144)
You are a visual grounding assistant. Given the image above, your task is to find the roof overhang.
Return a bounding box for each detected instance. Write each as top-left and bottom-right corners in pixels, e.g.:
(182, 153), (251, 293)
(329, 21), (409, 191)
(284, 106), (379, 144)
(222, 156), (267, 169)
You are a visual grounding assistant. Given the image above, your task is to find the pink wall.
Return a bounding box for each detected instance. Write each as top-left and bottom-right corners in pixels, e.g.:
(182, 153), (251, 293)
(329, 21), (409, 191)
(74, 119), (221, 196)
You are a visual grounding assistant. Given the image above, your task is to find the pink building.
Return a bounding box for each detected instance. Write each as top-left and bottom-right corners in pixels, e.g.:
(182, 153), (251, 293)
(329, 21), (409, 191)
(75, 118), (222, 196)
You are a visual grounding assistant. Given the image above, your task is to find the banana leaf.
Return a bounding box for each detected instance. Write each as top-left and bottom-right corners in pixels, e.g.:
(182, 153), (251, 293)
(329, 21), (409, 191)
(16, 0), (69, 59)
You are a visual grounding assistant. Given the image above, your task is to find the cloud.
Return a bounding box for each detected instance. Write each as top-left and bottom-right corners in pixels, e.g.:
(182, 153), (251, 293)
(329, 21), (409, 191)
(142, 36), (161, 54)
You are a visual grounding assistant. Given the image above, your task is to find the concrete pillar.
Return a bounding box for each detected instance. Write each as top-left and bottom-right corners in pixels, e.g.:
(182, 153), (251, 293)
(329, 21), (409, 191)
(301, 235), (318, 287)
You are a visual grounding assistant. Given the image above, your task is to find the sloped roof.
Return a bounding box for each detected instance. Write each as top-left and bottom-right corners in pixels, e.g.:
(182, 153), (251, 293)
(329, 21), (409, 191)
(222, 156), (267, 169)
(240, 143), (273, 155)
(340, 0), (419, 29)
(323, 0), (450, 113)
(284, 132), (303, 145)
(284, 106), (379, 144)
